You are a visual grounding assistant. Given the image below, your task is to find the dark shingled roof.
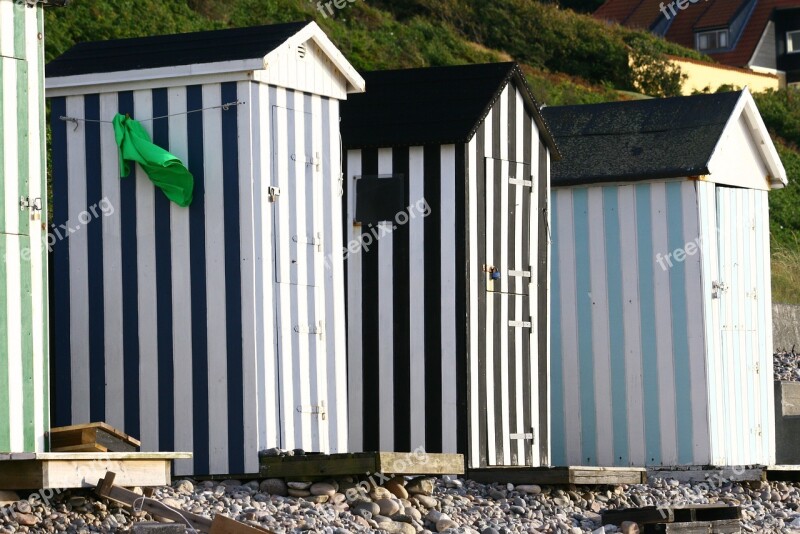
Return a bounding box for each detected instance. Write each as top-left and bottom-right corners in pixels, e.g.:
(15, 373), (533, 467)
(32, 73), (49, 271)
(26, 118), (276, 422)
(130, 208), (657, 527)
(46, 21), (310, 78)
(341, 62), (559, 155)
(541, 91), (743, 187)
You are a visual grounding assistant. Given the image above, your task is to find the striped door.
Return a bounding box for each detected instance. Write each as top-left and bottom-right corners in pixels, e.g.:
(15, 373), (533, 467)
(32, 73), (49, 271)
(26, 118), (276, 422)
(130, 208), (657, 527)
(715, 186), (767, 464)
(483, 157), (537, 466)
(271, 104), (328, 451)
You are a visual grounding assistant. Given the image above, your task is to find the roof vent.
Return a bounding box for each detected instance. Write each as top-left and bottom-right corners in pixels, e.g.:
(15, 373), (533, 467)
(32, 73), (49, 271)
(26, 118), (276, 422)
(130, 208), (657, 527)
(297, 44), (307, 59)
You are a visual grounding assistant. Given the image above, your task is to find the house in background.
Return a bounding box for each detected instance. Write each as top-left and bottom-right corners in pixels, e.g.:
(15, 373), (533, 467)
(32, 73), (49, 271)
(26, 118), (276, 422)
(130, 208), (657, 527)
(595, 0), (800, 88)
(542, 89), (786, 468)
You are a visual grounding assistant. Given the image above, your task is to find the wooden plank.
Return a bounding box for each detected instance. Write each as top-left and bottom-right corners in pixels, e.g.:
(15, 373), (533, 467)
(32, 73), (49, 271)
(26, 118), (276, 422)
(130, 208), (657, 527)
(51, 443), (110, 453)
(766, 465), (800, 482)
(644, 519), (741, 533)
(674, 505), (741, 523)
(570, 467), (646, 485)
(96, 474), (212, 532)
(603, 506), (675, 526)
(50, 422), (142, 449)
(0, 458), (177, 489)
(375, 453), (464, 475)
(648, 467), (765, 483)
(8, 452), (191, 461)
(260, 453), (377, 478)
(469, 466), (646, 485)
(209, 514), (274, 534)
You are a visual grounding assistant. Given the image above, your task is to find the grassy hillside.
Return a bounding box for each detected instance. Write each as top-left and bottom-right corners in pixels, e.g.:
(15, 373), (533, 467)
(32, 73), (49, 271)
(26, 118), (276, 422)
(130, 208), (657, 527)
(43, 0), (800, 302)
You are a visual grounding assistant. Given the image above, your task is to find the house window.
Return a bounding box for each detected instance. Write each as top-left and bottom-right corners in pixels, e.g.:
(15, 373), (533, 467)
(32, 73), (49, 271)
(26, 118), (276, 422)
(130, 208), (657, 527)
(354, 174), (406, 225)
(696, 29), (729, 51)
(787, 30), (800, 53)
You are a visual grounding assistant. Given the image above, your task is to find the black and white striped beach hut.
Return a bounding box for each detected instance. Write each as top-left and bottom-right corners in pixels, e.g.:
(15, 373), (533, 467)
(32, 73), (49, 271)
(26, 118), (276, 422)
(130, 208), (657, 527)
(340, 62), (559, 469)
(45, 22), (365, 476)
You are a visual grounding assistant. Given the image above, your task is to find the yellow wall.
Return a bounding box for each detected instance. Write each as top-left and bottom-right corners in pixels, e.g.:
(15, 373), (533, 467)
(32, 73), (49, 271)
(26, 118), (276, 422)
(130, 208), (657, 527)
(668, 56), (784, 95)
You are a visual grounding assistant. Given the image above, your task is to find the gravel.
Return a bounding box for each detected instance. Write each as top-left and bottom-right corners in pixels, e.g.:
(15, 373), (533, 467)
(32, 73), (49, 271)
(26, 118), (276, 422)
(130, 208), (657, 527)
(1, 476), (799, 533)
(775, 351), (800, 381)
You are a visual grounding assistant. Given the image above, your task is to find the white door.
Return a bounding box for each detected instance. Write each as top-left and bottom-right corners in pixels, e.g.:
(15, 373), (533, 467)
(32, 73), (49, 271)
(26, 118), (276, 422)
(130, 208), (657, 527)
(271, 104), (328, 451)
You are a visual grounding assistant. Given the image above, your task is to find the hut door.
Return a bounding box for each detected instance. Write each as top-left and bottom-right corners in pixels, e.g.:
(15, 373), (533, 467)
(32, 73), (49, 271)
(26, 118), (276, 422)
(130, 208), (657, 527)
(714, 186), (762, 462)
(483, 158), (538, 467)
(271, 104), (328, 452)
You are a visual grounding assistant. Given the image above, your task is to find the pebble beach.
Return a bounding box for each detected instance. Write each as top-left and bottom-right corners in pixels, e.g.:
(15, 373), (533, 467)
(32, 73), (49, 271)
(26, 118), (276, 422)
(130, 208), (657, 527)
(0, 352), (798, 533)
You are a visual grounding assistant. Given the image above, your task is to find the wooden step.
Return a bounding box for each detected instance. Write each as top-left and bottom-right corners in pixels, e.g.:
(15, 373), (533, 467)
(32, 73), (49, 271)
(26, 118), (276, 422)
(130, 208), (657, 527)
(49, 422), (141, 453)
(468, 466), (647, 485)
(260, 452), (464, 479)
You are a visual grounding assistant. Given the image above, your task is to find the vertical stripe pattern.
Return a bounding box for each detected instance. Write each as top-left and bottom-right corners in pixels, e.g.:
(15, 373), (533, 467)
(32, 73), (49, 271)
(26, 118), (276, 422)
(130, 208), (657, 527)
(344, 81), (550, 468)
(1, 0), (48, 453)
(49, 81), (348, 474)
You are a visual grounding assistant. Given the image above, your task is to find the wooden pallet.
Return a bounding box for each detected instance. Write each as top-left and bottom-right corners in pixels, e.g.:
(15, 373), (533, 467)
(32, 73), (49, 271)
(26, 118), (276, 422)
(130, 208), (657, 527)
(468, 466), (647, 485)
(260, 452), (464, 478)
(0, 452), (191, 490)
(602, 505), (741, 534)
(49, 422), (141, 453)
(643, 519), (741, 533)
(602, 504), (741, 525)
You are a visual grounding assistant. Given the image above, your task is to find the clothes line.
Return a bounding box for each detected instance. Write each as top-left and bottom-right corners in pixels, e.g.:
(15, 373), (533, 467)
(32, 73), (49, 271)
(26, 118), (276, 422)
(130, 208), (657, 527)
(59, 100), (246, 129)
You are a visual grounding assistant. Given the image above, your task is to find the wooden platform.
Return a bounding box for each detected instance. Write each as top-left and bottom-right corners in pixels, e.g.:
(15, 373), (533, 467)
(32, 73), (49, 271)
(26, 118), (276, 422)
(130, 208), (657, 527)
(260, 452), (464, 479)
(647, 466), (765, 483)
(467, 466), (647, 485)
(765, 464), (800, 482)
(0, 452), (191, 490)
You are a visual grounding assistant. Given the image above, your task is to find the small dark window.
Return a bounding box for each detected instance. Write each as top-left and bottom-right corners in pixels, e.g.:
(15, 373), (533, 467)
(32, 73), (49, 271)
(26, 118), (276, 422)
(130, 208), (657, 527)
(355, 174), (406, 225)
(696, 29), (729, 51)
(788, 30), (800, 53)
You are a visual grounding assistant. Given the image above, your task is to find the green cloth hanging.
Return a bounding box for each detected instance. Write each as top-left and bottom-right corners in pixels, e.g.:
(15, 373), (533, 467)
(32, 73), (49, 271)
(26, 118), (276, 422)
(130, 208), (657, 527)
(112, 113), (194, 207)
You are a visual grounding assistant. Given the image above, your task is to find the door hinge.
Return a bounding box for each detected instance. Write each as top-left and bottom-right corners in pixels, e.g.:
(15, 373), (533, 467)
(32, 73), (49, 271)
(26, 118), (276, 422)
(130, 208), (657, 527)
(712, 280), (728, 299)
(297, 400), (327, 420)
(294, 321), (325, 340)
(754, 362), (760, 374)
(508, 319), (533, 329)
(508, 270), (532, 278)
(293, 233), (323, 252)
(268, 186), (281, 203)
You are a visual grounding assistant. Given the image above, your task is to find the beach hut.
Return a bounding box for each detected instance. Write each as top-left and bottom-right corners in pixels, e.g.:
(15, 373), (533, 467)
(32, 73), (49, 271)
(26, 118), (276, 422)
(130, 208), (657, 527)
(340, 62), (559, 469)
(45, 22), (365, 475)
(0, 0), (49, 454)
(541, 89), (786, 468)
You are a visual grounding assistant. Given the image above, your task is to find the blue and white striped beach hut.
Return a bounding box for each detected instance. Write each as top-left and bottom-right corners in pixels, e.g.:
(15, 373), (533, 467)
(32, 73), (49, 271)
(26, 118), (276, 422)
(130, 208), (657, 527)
(45, 22), (365, 475)
(542, 89), (786, 468)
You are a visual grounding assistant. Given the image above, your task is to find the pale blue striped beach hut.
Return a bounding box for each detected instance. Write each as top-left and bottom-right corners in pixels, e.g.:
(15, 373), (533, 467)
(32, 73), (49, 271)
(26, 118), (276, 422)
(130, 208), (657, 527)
(542, 89), (786, 468)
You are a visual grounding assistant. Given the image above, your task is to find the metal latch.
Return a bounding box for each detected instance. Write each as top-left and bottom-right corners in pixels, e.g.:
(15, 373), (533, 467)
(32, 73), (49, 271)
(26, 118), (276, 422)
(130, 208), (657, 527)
(20, 197), (42, 212)
(509, 430), (535, 443)
(297, 400), (327, 420)
(292, 152), (321, 172)
(712, 280), (728, 299)
(268, 186), (281, 203)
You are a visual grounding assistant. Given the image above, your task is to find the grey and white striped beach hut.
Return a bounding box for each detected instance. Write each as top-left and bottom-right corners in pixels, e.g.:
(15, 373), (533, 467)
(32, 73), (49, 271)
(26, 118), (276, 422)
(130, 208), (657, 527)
(542, 89), (786, 468)
(45, 22), (365, 475)
(0, 0), (49, 454)
(341, 63), (559, 469)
